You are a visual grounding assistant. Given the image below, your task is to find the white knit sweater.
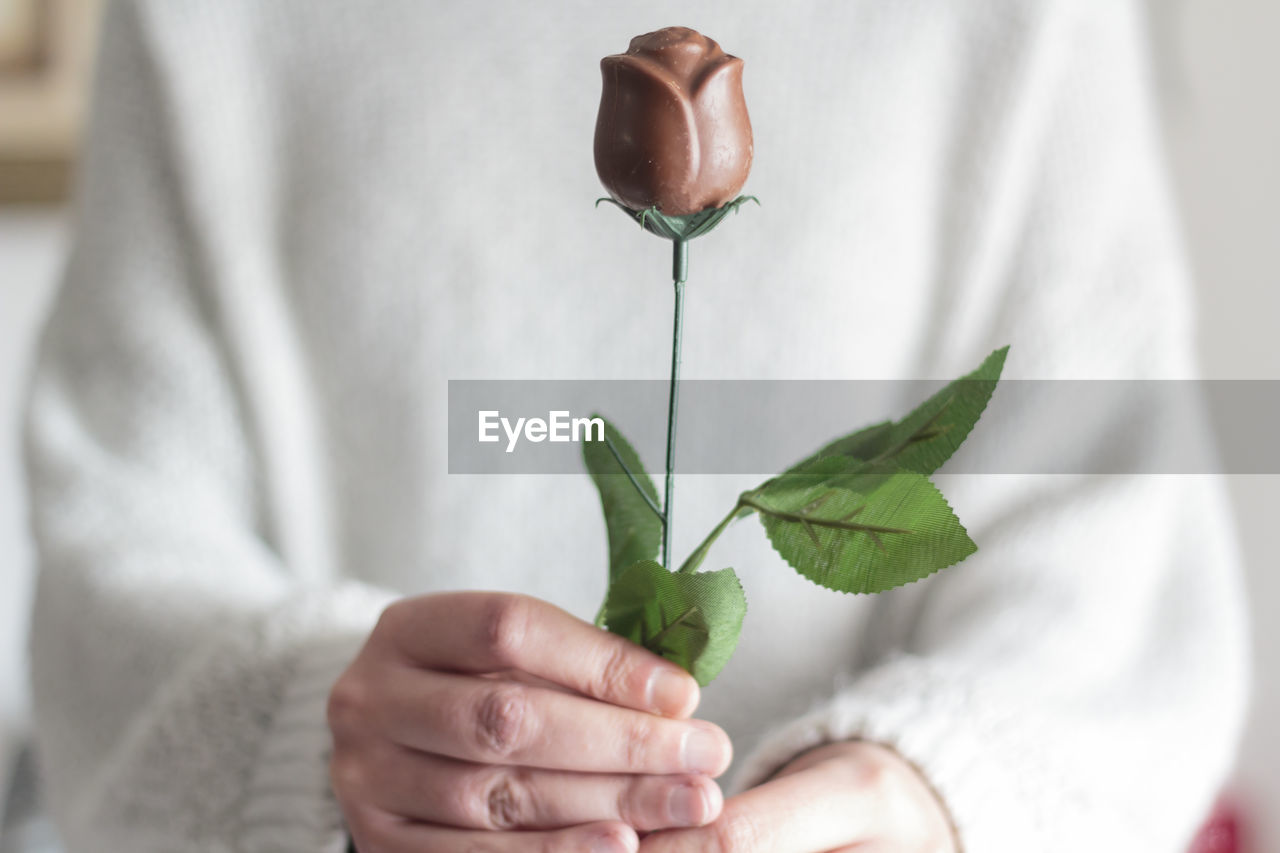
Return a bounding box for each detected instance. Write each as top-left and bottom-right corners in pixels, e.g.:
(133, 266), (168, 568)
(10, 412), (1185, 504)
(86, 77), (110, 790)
(24, 1), (1248, 851)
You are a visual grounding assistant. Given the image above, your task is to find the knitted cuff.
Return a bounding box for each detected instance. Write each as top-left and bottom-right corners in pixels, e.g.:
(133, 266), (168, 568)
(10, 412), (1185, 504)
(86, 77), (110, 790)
(728, 654), (1041, 853)
(236, 635), (363, 853)
(237, 586), (392, 853)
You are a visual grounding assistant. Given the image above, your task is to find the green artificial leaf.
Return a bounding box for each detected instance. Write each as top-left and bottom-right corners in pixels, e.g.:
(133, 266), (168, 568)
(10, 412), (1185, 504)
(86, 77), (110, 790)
(582, 416), (662, 584)
(745, 457), (976, 594)
(603, 560), (746, 686)
(804, 420), (895, 463)
(801, 346), (1009, 475)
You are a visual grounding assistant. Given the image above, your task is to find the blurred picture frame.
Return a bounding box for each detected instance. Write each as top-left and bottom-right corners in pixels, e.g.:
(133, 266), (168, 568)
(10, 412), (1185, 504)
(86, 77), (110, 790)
(0, 0), (100, 204)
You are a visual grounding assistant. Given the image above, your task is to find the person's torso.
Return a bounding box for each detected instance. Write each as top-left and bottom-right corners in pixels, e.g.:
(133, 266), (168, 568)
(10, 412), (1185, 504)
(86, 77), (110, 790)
(151, 0), (1051, 768)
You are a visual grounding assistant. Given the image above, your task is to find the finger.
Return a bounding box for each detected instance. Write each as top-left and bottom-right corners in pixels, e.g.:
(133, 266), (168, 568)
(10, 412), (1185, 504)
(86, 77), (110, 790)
(350, 747), (723, 831)
(380, 592), (699, 717)
(482, 669), (575, 694)
(639, 760), (872, 853)
(379, 669), (732, 775)
(348, 808), (638, 853)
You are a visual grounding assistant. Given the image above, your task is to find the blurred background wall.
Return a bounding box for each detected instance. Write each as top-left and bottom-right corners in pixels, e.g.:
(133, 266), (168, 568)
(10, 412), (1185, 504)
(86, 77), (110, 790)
(0, 1), (97, 842)
(0, 1), (1276, 849)
(1158, 1), (1280, 847)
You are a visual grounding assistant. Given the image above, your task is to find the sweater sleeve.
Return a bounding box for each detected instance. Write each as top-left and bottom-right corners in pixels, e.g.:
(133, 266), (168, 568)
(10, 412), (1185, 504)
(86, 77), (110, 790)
(23, 3), (392, 851)
(731, 3), (1249, 851)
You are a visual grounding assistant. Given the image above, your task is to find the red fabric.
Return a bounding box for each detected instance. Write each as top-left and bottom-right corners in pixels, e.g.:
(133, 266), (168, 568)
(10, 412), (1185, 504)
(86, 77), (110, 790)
(1189, 797), (1245, 853)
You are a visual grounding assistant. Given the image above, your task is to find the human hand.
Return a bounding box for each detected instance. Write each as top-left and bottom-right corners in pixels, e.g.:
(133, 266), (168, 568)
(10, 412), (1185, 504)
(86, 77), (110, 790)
(328, 592), (732, 852)
(639, 740), (958, 853)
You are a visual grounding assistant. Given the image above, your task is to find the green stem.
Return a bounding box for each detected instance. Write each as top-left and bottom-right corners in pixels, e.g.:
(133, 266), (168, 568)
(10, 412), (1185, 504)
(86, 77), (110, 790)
(663, 240), (688, 568)
(678, 504), (740, 574)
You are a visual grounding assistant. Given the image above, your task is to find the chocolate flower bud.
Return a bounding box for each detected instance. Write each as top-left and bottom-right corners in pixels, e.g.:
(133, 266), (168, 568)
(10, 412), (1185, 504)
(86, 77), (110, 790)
(595, 27), (753, 217)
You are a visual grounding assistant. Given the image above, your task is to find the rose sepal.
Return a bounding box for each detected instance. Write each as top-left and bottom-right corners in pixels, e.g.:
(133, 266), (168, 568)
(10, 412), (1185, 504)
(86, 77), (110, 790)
(596, 195), (759, 242)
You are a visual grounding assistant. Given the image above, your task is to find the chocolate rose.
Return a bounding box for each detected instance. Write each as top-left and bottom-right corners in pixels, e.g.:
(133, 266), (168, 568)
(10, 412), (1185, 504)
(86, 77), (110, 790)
(595, 27), (753, 217)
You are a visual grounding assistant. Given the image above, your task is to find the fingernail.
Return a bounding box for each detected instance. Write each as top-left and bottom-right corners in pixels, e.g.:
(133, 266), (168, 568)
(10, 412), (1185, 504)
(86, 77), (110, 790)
(647, 668), (696, 717)
(667, 782), (711, 826)
(681, 724), (727, 775)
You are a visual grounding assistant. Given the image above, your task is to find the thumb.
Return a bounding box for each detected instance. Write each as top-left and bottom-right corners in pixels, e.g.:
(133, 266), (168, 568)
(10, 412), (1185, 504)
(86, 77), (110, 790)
(640, 752), (872, 853)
